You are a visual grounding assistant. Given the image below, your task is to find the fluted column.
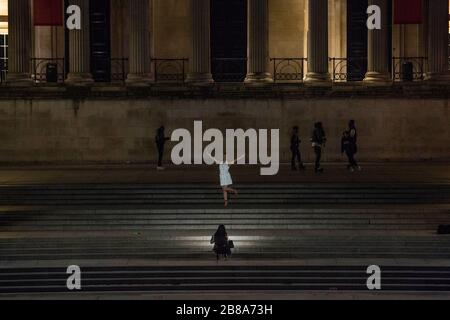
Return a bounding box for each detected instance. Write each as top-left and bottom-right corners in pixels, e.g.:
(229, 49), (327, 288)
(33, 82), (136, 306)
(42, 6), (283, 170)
(7, 0), (33, 85)
(126, 0), (153, 85)
(305, 0), (330, 83)
(364, 0), (390, 83)
(245, 0), (272, 85)
(186, 0), (213, 85)
(66, 0), (93, 84)
(426, 0), (450, 81)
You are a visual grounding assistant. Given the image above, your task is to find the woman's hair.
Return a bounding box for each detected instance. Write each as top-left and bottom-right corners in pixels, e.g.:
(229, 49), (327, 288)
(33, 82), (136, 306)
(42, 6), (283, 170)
(349, 120), (355, 128)
(215, 225), (227, 238)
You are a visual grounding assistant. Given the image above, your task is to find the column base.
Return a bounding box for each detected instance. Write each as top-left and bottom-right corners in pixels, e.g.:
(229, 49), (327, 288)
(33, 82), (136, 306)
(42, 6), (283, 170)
(126, 74), (154, 86)
(363, 72), (391, 84)
(186, 73), (214, 86)
(304, 72), (331, 84)
(244, 73), (273, 86)
(6, 73), (34, 86)
(66, 73), (94, 86)
(425, 72), (450, 82)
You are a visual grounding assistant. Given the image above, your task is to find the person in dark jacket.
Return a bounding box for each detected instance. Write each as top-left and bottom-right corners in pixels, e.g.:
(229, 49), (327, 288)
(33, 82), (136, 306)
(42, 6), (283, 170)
(155, 126), (170, 170)
(290, 126), (305, 171)
(341, 130), (358, 172)
(311, 122), (326, 173)
(210, 225), (232, 260)
(347, 120), (361, 171)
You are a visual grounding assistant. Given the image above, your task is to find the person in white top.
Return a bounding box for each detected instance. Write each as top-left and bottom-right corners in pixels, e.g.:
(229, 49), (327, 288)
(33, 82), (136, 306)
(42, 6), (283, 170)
(219, 161), (238, 207)
(208, 153), (242, 207)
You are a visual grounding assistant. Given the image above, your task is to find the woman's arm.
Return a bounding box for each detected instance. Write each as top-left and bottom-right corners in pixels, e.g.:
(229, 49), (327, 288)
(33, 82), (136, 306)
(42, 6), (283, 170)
(229, 154), (246, 165)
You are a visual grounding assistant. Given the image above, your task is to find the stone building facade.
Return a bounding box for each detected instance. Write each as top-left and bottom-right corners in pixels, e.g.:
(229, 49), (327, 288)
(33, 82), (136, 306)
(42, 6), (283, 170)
(2, 0), (449, 84)
(0, 0), (449, 164)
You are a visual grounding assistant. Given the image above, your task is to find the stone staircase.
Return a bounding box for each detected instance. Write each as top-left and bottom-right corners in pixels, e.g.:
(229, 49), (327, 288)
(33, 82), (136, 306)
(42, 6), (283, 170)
(0, 182), (449, 296)
(1, 265), (450, 295)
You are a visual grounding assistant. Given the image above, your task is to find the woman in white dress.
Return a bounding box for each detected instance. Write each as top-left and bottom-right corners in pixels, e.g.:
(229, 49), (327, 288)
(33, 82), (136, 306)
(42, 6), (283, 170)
(219, 161), (238, 207)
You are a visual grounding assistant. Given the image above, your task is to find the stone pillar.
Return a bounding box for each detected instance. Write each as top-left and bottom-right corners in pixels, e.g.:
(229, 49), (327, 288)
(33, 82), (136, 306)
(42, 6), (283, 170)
(245, 0), (272, 84)
(7, 0), (33, 85)
(364, 0), (390, 83)
(66, 0), (93, 84)
(305, 0), (330, 83)
(186, 0), (213, 85)
(126, 0), (153, 85)
(426, 0), (450, 81)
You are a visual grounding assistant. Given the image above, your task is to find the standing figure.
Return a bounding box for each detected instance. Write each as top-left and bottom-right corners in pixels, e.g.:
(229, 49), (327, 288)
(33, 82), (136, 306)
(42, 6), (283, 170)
(155, 126), (170, 170)
(341, 130), (358, 172)
(348, 120), (361, 171)
(290, 126), (305, 171)
(311, 122), (326, 173)
(219, 161), (238, 207)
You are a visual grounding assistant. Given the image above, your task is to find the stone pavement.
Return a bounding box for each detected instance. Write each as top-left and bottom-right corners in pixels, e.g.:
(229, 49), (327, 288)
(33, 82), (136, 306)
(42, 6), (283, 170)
(0, 162), (449, 185)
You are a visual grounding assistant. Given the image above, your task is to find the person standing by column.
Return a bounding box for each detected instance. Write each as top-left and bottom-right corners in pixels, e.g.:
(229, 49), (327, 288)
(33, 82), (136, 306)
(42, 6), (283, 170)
(348, 120), (361, 171)
(311, 122), (326, 173)
(290, 126), (305, 171)
(155, 126), (170, 170)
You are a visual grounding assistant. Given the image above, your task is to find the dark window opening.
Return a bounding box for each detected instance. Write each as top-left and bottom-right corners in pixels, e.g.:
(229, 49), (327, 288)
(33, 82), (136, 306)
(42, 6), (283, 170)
(90, 0), (111, 82)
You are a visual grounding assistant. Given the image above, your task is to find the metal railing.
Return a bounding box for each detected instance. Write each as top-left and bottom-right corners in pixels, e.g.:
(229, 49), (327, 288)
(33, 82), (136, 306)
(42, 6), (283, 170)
(111, 58), (129, 83)
(152, 58), (188, 83)
(392, 57), (426, 82)
(211, 58), (247, 82)
(330, 57), (367, 82)
(270, 58), (307, 82)
(31, 58), (65, 83)
(0, 59), (6, 84)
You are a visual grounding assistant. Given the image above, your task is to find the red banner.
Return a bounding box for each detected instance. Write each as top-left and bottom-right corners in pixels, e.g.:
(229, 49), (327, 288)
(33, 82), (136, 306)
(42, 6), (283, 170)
(33, 0), (63, 26)
(394, 0), (423, 24)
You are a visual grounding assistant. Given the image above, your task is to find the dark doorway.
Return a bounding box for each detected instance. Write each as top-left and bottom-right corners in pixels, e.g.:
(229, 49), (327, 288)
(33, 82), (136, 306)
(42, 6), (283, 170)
(211, 0), (247, 82)
(90, 0), (111, 82)
(347, 0), (368, 81)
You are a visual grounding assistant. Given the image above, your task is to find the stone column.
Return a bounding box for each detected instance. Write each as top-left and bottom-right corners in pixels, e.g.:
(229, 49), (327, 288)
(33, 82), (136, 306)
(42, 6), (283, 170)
(364, 0), (390, 83)
(186, 0), (213, 85)
(245, 0), (272, 84)
(66, 0), (93, 84)
(7, 0), (33, 85)
(426, 0), (450, 81)
(126, 0), (152, 85)
(305, 0), (330, 83)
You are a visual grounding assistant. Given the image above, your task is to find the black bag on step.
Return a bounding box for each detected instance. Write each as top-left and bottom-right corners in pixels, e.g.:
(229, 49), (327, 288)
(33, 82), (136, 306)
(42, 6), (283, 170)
(437, 225), (450, 234)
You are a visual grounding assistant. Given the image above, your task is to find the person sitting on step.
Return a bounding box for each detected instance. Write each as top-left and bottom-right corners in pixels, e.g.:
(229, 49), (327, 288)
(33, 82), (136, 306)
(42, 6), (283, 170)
(210, 225), (232, 261)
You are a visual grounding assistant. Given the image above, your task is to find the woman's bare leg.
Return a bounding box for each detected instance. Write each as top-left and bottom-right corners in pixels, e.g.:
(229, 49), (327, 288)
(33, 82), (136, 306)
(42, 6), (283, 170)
(222, 188), (228, 207)
(223, 187), (238, 195)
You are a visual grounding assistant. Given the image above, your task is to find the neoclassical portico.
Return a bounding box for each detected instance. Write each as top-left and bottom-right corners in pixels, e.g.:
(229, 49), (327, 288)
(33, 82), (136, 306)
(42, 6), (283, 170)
(4, 0), (450, 86)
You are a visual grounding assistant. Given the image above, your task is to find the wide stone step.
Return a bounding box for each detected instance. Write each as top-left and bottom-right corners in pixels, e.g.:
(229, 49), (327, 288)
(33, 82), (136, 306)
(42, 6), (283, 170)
(1, 266), (449, 294)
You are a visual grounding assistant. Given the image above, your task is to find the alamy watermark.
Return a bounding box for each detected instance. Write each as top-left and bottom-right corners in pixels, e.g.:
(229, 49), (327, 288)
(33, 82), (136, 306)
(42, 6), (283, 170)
(170, 121), (280, 176)
(65, 4), (383, 32)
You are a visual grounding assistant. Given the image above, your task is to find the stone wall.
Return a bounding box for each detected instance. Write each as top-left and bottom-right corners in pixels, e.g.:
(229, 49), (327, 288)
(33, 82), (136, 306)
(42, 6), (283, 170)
(0, 96), (448, 164)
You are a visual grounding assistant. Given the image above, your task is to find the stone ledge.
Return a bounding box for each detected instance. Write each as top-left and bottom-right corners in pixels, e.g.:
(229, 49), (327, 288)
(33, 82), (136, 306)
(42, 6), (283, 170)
(0, 82), (449, 99)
